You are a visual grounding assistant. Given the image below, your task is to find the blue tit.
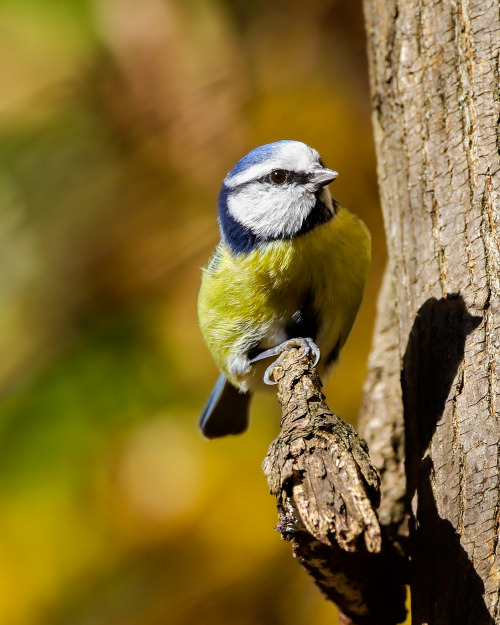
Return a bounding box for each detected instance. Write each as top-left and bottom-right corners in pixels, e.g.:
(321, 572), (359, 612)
(198, 140), (370, 438)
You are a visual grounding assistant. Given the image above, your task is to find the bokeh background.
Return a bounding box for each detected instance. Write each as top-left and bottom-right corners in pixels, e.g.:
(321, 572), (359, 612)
(0, 1), (389, 624)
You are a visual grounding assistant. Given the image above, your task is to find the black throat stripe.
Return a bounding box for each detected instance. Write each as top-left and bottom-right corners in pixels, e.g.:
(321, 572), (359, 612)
(296, 196), (338, 237)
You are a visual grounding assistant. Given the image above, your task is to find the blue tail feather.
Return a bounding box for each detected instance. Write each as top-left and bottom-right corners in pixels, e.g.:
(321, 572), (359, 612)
(199, 374), (251, 439)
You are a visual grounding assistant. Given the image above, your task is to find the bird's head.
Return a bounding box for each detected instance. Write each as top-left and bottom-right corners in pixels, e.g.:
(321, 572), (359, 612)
(217, 140), (338, 253)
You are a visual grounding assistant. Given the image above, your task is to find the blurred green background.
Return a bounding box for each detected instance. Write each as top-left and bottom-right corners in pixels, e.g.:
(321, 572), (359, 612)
(0, 1), (388, 623)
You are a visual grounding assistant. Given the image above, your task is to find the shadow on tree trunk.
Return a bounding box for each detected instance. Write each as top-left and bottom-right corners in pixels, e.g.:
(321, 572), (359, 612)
(402, 295), (492, 625)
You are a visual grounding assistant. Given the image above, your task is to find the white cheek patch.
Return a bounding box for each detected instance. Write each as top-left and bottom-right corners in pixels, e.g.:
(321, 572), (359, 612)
(227, 183), (315, 239)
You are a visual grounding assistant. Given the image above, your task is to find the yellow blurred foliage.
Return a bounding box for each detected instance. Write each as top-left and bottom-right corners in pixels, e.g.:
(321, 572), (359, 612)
(0, 1), (393, 624)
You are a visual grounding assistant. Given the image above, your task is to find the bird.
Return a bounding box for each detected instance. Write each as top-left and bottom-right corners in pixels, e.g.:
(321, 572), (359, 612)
(197, 140), (370, 438)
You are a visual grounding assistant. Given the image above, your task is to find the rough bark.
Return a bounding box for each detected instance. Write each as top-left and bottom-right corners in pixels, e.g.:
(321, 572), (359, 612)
(262, 347), (407, 624)
(358, 262), (407, 550)
(362, 0), (500, 623)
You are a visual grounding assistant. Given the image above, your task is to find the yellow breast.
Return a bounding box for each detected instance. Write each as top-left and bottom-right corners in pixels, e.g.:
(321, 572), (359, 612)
(198, 205), (370, 390)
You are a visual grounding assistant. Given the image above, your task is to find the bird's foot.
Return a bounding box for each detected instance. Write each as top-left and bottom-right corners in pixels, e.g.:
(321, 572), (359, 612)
(249, 337), (321, 385)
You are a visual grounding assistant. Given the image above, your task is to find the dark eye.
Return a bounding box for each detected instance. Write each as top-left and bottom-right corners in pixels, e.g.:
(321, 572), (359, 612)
(270, 169), (287, 184)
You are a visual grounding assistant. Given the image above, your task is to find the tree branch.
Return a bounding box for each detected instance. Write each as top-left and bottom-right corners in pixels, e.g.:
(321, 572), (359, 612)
(262, 347), (407, 624)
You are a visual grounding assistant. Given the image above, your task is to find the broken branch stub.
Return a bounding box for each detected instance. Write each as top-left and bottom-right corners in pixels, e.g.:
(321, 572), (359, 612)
(262, 347), (381, 553)
(261, 348), (407, 624)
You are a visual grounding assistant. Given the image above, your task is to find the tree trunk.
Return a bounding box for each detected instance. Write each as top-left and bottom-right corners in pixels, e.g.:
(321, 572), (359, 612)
(362, 1), (500, 624)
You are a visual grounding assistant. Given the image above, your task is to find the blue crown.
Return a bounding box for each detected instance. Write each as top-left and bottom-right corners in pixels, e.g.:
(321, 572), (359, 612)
(228, 140), (294, 177)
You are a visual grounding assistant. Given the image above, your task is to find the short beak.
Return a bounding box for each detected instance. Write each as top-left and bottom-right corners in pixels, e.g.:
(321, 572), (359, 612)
(311, 168), (338, 190)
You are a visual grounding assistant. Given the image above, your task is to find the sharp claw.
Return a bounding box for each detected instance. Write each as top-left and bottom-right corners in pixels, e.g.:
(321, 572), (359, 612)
(299, 338), (321, 366)
(250, 338), (321, 385)
(264, 365), (278, 385)
(309, 341), (321, 367)
(249, 347), (280, 364)
(298, 342), (311, 359)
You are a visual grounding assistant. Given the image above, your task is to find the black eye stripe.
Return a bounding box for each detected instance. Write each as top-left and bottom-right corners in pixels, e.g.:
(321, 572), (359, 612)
(264, 171), (311, 185)
(229, 170), (312, 191)
(289, 171), (311, 185)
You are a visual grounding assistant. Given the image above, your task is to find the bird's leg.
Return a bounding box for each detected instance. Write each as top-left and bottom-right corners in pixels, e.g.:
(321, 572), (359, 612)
(249, 337), (321, 385)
